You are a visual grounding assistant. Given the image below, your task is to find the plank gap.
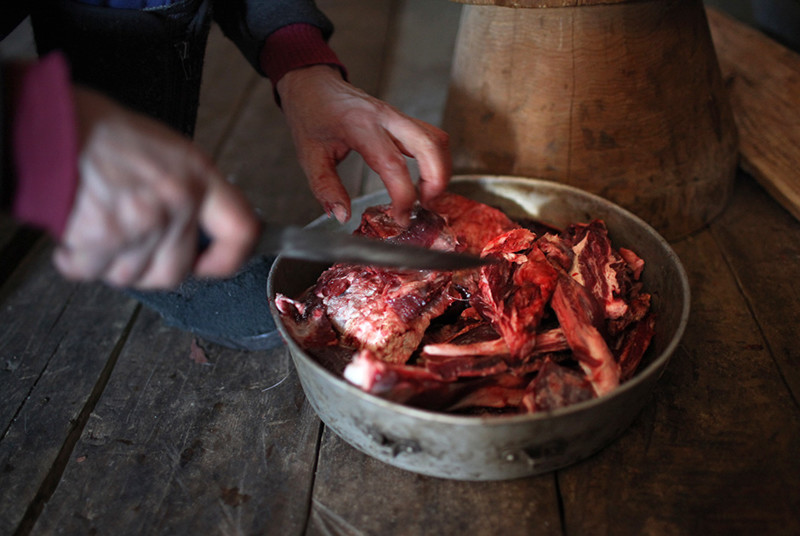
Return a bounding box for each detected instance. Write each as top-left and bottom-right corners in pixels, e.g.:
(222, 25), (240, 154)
(554, 471), (567, 536)
(302, 420), (326, 536)
(13, 305), (142, 536)
(0, 331), (65, 449)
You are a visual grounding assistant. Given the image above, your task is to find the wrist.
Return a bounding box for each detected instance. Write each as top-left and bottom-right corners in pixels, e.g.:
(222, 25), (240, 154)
(275, 64), (343, 103)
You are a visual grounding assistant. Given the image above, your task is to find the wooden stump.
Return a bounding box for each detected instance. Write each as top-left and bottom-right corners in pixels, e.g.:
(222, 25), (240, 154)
(443, 0), (739, 240)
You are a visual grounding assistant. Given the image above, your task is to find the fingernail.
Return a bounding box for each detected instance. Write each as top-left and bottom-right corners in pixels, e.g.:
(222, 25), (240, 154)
(325, 203), (349, 224)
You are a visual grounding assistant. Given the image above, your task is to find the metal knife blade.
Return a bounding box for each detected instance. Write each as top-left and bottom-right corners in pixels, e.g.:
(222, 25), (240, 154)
(256, 220), (491, 271)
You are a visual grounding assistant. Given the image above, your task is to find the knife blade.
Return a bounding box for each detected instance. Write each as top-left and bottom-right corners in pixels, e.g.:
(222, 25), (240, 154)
(255, 220), (492, 271)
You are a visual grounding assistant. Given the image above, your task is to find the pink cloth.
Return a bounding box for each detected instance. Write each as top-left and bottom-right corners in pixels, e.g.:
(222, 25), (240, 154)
(12, 51), (79, 239)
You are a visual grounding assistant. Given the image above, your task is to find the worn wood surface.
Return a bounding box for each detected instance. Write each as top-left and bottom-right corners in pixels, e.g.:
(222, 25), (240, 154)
(2, 1), (799, 535)
(708, 7), (800, 223)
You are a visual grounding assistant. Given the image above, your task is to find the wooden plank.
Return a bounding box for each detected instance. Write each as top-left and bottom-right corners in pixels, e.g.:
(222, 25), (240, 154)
(451, 0), (633, 6)
(708, 7), (800, 222)
(0, 244), (139, 535)
(21, 2), (395, 532)
(711, 175), (800, 406)
(557, 175), (800, 534)
(309, 431), (562, 535)
(32, 311), (322, 535)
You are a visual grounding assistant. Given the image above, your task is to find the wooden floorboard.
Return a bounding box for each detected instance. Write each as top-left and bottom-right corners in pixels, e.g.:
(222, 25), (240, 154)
(0, 245), (138, 535)
(309, 431), (563, 535)
(33, 313), (320, 535)
(557, 174), (800, 534)
(303, 2), (563, 534)
(711, 174), (800, 406)
(193, 22), (260, 161)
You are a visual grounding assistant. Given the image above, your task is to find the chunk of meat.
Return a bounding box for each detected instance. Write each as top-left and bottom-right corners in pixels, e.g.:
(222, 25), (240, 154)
(550, 270), (621, 396)
(427, 192), (519, 254)
(316, 263), (457, 365)
(472, 229), (558, 360)
(522, 358), (595, 412)
(565, 220), (632, 320)
(447, 374), (530, 413)
(274, 293), (338, 349)
(357, 203), (461, 252)
(614, 311), (657, 382)
(344, 349), (520, 411)
(312, 204), (460, 364)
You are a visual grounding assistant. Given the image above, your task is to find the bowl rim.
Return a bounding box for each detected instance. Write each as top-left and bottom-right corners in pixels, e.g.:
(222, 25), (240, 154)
(267, 174), (691, 426)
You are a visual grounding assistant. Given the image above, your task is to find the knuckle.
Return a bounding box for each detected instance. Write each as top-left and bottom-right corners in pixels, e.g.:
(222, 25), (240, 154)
(375, 154), (409, 177)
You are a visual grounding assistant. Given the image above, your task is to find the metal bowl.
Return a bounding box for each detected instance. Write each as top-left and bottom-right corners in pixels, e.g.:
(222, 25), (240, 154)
(267, 175), (690, 481)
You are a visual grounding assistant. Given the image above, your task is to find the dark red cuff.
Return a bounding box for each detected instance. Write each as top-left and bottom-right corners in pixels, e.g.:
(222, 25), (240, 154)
(259, 23), (347, 98)
(12, 51), (79, 239)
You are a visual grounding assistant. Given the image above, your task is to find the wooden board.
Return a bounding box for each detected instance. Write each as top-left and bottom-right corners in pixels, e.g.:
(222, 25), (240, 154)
(33, 313), (321, 534)
(312, 2), (557, 533)
(310, 431), (563, 535)
(557, 172), (800, 534)
(193, 23), (260, 160)
(0, 245), (139, 535)
(710, 175), (800, 408)
(708, 7), (800, 222)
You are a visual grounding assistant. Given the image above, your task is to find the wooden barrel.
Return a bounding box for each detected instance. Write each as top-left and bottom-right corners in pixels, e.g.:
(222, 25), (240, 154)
(443, 0), (739, 240)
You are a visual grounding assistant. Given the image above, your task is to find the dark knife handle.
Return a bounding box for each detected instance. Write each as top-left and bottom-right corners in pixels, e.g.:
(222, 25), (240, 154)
(196, 228), (213, 254)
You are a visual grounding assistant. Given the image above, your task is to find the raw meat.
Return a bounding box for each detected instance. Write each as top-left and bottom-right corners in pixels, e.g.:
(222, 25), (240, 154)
(472, 228), (558, 360)
(276, 193), (655, 414)
(310, 204), (459, 364)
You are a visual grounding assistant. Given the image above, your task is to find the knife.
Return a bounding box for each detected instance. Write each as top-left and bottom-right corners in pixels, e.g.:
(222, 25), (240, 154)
(252, 220), (492, 271)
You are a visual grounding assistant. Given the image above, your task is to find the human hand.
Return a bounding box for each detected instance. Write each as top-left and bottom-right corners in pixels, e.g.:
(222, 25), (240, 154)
(53, 87), (259, 289)
(276, 65), (451, 226)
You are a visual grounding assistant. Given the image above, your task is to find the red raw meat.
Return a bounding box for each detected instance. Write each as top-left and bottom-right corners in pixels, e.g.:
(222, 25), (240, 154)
(614, 311), (656, 381)
(277, 193), (654, 414)
(522, 358), (595, 412)
(427, 192), (519, 254)
(564, 220), (631, 320)
(549, 269), (621, 396)
(274, 294), (339, 350)
(312, 205), (459, 364)
(473, 228), (558, 360)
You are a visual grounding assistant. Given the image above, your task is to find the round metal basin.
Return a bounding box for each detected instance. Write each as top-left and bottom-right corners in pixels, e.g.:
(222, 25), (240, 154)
(268, 175), (691, 481)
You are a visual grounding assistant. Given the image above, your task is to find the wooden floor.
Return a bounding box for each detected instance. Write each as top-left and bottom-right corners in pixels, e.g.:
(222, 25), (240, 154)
(2, 1), (800, 534)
